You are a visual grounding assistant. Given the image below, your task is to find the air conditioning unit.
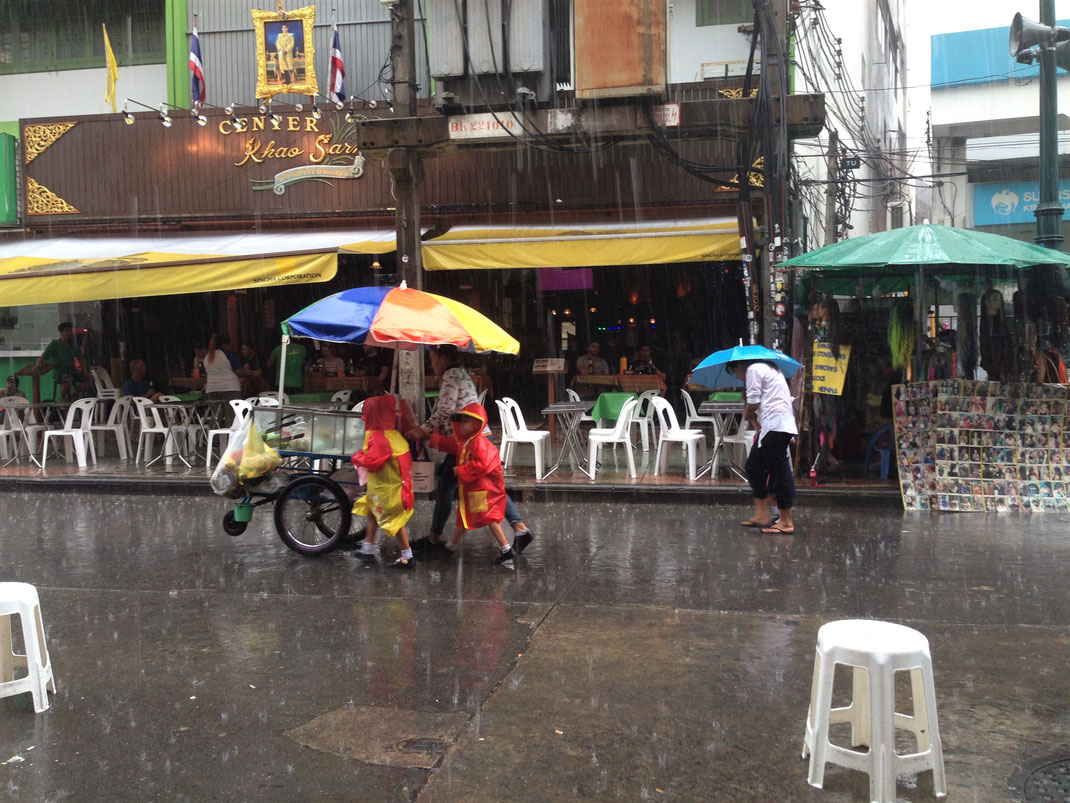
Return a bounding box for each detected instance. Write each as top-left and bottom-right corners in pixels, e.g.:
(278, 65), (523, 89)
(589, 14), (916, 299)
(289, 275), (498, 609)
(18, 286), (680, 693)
(428, 0), (568, 112)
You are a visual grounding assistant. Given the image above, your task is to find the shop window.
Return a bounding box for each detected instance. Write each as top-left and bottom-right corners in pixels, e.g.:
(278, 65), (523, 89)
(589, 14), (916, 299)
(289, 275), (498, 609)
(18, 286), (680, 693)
(0, 0), (165, 75)
(697, 0), (753, 27)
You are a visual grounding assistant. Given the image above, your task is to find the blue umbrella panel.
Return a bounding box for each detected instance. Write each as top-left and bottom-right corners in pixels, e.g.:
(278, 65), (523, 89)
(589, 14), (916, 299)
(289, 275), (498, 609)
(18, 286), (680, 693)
(690, 345), (803, 390)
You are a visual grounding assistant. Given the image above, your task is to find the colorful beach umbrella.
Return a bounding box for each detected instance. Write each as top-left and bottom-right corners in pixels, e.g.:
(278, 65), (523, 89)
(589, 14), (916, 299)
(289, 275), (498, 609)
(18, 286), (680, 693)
(282, 283), (519, 354)
(690, 344), (802, 389)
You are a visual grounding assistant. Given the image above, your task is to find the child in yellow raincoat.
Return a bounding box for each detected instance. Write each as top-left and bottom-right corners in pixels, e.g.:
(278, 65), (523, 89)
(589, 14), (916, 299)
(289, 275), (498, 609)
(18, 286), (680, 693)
(352, 394), (415, 568)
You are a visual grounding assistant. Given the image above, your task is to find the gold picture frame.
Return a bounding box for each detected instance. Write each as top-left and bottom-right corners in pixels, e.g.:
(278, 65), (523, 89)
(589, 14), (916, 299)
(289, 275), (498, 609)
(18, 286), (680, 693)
(252, 5), (318, 101)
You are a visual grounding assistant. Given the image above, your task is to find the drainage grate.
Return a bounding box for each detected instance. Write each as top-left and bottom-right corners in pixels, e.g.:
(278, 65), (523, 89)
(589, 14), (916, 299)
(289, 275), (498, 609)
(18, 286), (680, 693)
(1011, 754), (1070, 801)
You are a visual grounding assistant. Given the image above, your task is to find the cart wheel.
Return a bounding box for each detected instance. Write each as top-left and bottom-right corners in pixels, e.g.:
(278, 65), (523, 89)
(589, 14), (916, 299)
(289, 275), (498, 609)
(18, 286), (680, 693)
(274, 475), (352, 555)
(222, 511), (248, 537)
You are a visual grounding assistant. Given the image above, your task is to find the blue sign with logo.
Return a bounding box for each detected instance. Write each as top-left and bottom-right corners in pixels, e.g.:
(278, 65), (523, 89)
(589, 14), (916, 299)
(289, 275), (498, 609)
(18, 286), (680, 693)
(974, 180), (1070, 226)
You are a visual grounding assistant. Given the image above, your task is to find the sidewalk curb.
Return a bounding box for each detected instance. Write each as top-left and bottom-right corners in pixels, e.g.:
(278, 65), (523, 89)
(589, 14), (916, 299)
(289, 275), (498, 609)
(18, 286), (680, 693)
(0, 475), (903, 508)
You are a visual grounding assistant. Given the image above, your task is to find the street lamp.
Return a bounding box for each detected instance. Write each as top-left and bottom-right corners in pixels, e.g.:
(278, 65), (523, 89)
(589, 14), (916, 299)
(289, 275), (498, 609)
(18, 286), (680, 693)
(1009, 4), (1070, 248)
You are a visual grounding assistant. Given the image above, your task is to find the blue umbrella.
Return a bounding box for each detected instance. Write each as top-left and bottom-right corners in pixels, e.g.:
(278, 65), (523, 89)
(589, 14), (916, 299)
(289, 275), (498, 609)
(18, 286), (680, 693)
(690, 344), (803, 390)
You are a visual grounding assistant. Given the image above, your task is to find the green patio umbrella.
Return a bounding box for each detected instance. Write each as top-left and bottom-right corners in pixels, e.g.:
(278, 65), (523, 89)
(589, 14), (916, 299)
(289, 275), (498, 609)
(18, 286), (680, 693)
(782, 223), (1070, 379)
(782, 223), (1070, 294)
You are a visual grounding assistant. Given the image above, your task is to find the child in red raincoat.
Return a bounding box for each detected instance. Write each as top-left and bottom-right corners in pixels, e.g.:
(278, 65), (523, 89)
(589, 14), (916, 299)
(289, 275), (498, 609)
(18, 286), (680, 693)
(352, 394), (416, 568)
(429, 402), (517, 565)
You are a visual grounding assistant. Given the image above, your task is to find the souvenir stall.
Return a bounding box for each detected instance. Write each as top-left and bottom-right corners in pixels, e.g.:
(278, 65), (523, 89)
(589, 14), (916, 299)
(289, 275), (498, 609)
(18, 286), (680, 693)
(783, 224), (1070, 498)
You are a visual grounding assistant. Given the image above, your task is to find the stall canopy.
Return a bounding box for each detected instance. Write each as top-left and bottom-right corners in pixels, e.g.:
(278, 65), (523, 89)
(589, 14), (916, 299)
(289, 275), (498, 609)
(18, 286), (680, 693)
(0, 230), (396, 307)
(340, 217), (743, 271)
(782, 223), (1070, 294)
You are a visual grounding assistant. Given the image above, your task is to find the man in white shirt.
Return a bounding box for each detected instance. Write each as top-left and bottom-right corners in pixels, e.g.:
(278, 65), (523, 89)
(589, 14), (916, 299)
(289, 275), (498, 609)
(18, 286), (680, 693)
(730, 360), (798, 534)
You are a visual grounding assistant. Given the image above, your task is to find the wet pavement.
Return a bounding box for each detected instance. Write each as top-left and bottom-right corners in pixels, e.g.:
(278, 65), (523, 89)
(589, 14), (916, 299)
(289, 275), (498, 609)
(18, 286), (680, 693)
(1, 489), (1068, 800)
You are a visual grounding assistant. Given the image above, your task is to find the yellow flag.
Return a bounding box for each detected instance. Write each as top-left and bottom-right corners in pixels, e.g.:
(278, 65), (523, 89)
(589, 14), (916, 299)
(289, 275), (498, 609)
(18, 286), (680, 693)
(103, 23), (118, 113)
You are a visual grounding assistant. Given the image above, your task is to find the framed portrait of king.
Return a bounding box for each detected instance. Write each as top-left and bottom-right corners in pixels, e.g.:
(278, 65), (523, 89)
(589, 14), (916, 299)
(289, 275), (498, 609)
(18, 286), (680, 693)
(252, 5), (318, 101)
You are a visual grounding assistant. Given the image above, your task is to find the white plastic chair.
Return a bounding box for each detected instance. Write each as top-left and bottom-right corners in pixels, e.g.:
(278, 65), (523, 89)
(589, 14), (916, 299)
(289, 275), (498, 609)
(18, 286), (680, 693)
(132, 396), (169, 464)
(565, 388), (598, 425)
(205, 399), (252, 467)
(496, 398), (549, 479)
(255, 396), (281, 408)
(0, 403), (19, 462)
(477, 389), (488, 408)
(90, 395), (132, 460)
(650, 396), (707, 480)
(587, 397), (639, 478)
(2, 397), (47, 457)
(350, 401), (365, 414)
(712, 415), (758, 479)
(681, 390), (718, 432)
(629, 390), (660, 452)
(90, 366), (120, 401)
(0, 582), (56, 713)
(42, 397), (97, 468)
(330, 390), (352, 405)
(260, 391), (289, 405)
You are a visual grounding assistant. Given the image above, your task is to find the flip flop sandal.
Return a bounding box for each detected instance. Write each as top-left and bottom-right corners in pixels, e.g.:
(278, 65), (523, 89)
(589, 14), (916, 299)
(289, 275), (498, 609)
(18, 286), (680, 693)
(761, 524), (795, 535)
(741, 516), (778, 528)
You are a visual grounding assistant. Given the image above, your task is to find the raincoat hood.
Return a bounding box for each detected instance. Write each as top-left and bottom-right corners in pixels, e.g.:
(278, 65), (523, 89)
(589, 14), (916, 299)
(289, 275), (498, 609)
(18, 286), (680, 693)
(450, 401), (489, 440)
(362, 393), (398, 430)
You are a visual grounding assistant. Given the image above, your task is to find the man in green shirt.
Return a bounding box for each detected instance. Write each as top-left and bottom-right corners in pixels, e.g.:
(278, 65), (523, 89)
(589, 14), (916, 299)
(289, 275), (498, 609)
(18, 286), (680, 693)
(268, 341), (307, 394)
(35, 322), (91, 403)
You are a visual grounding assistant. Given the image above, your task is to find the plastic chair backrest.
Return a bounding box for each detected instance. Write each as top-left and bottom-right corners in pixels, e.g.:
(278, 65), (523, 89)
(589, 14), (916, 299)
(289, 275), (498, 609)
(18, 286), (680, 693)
(636, 389), (659, 419)
(64, 397), (96, 430)
(681, 391), (699, 420)
(132, 396), (161, 429)
(260, 391), (289, 404)
(105, 395), (132, 426)
(157, 395), (181, 403)
(91, 366), (116, 391)
(331, 390), (352, 403)
(650, 396), (681, 434)
(1, 396), (28, 429)
(477, 389), (488, 407)
(230, 398), (252, 421)
(503, 397), (529, 433)
(258, 397), (281, 407)
(495, 399), (516, 437)
(610, 397), (639, 438)
(565, 388), (581, 403)
(351, 401), (365, 414)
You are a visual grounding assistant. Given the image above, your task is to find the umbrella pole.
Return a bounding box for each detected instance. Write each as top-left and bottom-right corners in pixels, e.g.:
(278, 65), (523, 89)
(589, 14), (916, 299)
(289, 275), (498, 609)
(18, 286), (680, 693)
(277, 335), (288, 399)
(913, 266), (924, 383)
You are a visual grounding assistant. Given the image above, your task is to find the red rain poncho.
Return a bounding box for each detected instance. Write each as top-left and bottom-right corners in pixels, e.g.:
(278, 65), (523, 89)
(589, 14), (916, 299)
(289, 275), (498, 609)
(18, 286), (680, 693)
(429, 402), (507, 530)
(351, 394), (414, 536)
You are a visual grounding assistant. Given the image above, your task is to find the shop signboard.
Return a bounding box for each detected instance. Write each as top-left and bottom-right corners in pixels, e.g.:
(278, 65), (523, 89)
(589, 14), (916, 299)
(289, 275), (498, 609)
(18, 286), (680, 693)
(973, 179), (1070, 227)
(811, 342), (850, 395)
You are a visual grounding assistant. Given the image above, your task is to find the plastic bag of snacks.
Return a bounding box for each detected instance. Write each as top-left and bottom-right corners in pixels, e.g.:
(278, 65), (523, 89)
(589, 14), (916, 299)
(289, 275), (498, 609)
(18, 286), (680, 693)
(210, 415), (282, 497)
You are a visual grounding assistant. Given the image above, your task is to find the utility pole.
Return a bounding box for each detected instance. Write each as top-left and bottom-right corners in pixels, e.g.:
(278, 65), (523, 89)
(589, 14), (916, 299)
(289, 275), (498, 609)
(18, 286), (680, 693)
(824, 129), (839, 245)
(387, 0), (425, 419)
(1035, 0), (1064, 249)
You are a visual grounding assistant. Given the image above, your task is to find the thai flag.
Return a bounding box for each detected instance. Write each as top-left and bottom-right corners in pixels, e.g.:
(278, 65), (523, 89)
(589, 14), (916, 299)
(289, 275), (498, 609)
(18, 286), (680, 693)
(328, 22), (345, 105)
(189, 21), (206, 111)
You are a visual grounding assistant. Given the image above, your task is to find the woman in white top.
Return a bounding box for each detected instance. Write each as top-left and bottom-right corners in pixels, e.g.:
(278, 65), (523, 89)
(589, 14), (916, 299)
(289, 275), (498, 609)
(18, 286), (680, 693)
(203, 334), (242, 402)
(729, 360), (798, 535)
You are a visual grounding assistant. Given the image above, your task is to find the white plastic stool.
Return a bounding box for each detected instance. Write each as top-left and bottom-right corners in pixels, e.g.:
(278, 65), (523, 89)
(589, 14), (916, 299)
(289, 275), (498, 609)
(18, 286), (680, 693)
(801, 619), (946, 803)
(0, 582), (56, 713)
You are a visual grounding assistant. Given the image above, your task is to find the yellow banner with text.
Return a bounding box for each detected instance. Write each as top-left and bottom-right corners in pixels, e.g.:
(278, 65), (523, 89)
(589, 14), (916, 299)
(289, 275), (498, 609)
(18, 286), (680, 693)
(811, 342), (851, 396)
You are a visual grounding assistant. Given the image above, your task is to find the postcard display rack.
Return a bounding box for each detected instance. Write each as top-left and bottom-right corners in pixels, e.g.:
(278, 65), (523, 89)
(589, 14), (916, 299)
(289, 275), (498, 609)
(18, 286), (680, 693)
(893, 380), (1070, 512)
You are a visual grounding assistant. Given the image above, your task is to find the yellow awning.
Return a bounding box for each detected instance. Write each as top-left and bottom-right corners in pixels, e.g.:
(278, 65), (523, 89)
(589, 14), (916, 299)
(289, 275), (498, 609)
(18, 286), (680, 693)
(407, 218), (741, 271)
(0, 230), (392, 307)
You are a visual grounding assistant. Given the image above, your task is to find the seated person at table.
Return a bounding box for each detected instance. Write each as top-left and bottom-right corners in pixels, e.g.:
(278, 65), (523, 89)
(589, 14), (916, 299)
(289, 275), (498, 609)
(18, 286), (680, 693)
(236, 344), (269, 396)
(628, 344), (666, 381)
(268, 341), (307, 395)
(576, 341), (610, 375)
(320, 344), (346, 377)
(0, 375), (26, 400)
(35, 321), (93, 403)
(355, 344), (391, 391)
(121, 359), (163, 401)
